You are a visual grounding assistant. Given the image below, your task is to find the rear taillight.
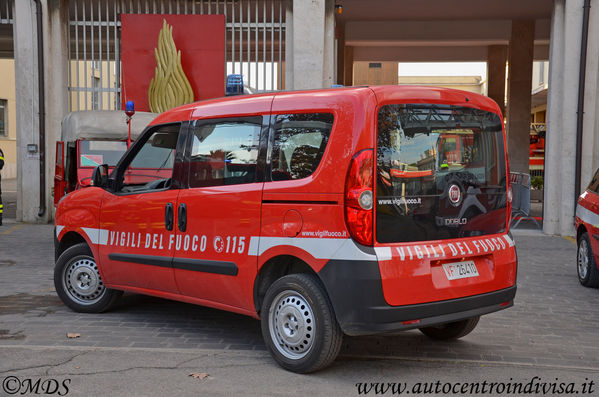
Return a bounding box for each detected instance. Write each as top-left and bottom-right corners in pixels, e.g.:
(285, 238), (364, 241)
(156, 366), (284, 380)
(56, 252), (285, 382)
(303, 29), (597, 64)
(345, 149), (374, 246)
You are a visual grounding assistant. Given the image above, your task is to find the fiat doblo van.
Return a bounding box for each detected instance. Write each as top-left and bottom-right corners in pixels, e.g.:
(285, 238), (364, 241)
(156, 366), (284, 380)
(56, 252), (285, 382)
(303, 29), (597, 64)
(54, 86), (517, 373)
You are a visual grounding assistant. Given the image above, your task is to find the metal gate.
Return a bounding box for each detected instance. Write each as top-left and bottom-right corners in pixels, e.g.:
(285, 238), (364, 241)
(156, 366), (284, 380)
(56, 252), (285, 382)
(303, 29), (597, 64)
(0, 0), (12, 26)
(67, 0), (286, 112)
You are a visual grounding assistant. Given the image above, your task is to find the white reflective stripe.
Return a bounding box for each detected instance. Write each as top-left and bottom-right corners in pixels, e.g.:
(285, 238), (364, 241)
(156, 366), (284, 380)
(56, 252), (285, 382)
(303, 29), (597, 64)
(503, 234), (515, 247)
(81, 227), (109, 245)
(248, 236), (259, 256)
(252, 237), (377, 261)
(56, 225), (65, 237)
(99, 229), (109, 245)
(577, 204), (599, 229)
(374, 246), (392, 261)
(333, 239), (378, 261)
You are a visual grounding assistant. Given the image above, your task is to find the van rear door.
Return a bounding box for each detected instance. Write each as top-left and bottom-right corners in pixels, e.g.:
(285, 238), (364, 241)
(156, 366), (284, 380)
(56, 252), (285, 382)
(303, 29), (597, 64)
(374, 103), (516, 306)
(54, 141), (66, 206)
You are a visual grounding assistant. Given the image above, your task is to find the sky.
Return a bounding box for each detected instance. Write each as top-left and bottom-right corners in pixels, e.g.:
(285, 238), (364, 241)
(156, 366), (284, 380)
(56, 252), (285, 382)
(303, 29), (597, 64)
(398, 62), (487, 80)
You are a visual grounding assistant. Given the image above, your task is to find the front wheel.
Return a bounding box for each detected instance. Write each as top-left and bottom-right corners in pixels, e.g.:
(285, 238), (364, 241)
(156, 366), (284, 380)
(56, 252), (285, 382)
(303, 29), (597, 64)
(419, 316), (480, 340)
(54, 243), (122, 313)
(577, 232), (599, 288)
(260, 274), (343, 373)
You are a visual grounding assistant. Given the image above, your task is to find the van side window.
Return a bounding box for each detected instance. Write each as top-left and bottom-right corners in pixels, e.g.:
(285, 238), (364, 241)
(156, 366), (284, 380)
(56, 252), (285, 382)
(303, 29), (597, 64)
(588, 168), (599, 194)
(118, 124), (181, 193)
(270, 113), (334, 181)
(189, 117), (261, 188)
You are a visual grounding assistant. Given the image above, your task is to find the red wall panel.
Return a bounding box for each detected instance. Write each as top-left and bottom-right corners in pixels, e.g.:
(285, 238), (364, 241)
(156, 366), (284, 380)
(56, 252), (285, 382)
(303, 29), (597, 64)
(121, 14), (225, 111)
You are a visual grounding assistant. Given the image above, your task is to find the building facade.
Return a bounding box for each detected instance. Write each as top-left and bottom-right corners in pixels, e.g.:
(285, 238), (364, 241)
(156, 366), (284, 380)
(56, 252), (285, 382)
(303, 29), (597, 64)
(0, 58), (16, 178)
(1, 0), (598, 237)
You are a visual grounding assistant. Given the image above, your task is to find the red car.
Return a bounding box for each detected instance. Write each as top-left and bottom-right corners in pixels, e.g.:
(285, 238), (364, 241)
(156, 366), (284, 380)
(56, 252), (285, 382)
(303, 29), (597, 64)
(576, 168), (599, 287)
(54, 111), (158, 206)
(54, 86), (517, 373)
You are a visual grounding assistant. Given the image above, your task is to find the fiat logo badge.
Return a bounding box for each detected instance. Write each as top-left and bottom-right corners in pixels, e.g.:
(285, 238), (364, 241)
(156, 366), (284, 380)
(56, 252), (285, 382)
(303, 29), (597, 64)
(448, 184), (462, 206)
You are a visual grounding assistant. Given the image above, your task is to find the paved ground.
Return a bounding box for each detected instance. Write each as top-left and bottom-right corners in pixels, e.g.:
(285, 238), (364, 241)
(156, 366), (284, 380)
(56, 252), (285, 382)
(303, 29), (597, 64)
(1, 222), (598, 395)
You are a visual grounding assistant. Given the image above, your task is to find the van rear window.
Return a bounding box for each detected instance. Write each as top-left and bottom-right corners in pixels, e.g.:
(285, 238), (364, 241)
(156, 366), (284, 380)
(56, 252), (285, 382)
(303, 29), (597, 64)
(270, 113), (334, 181)
(588, 168), (599, 194)
(376, 104), (507, 243)
(79, 140), (127, 167)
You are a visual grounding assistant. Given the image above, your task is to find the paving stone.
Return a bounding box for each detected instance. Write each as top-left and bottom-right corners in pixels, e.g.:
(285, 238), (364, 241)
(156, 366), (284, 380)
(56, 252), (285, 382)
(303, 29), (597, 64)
(1, 224), (598, 368)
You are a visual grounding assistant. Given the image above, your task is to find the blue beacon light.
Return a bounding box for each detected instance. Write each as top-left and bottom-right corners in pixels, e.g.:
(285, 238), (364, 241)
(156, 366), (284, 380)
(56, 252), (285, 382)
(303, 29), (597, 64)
(125, 101), (135, 118)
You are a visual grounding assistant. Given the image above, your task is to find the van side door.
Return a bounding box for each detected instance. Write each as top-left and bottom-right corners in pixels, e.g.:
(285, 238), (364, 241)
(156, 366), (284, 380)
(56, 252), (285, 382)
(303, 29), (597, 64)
(172, 115), (267, 312)
(97, 122), (188, 293)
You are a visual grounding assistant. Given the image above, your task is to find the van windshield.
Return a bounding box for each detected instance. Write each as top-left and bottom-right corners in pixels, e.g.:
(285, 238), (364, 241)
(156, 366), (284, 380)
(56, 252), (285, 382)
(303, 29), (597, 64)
(79, 140), (127, 167)
(376, 104), (507, 243)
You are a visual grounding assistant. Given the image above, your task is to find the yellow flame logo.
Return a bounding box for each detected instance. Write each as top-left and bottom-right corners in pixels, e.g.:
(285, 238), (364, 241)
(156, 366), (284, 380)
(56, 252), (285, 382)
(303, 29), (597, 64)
(148, 19), (194, 113)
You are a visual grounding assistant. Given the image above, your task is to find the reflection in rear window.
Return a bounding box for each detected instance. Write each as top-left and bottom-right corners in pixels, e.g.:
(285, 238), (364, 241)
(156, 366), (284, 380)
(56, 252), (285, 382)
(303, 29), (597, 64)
(79, 140), (127, 167)
(588, 168), (599, 194)
(376, 104), (507, 243)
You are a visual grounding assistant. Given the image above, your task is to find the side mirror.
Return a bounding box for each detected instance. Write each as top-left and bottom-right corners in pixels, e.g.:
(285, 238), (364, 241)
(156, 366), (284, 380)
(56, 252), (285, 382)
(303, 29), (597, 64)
(92, 164), (109, 188)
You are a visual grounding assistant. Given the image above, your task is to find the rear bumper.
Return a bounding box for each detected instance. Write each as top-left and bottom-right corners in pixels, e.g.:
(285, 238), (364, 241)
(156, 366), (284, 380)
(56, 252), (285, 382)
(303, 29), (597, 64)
(318, 257), (516, 336)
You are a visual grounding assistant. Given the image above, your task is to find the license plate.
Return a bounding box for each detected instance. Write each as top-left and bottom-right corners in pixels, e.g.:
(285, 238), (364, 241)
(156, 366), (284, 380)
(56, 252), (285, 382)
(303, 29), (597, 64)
(442, 260), (479, 280)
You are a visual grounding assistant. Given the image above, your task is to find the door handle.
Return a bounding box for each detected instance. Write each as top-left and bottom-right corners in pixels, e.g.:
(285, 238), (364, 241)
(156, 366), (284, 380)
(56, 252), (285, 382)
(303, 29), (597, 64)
(165, 202), (174, 231)
(178, 203), (187, 232)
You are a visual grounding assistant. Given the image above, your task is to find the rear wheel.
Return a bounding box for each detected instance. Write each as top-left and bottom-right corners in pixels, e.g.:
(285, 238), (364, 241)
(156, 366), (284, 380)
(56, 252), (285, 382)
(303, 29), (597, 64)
(54, 243), (122, 313)
(419, 316), (480, 340)
(260, 274), (343, 373)
(577, 233), (599, 288)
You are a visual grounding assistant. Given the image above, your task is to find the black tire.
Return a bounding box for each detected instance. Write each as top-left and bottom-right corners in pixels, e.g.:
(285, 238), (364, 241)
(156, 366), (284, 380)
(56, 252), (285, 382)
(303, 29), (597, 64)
(577, 232), (599, 288)
(419, 316), (480, 340)
(260, 273), (343, 373)
(54, 242), (122, 313)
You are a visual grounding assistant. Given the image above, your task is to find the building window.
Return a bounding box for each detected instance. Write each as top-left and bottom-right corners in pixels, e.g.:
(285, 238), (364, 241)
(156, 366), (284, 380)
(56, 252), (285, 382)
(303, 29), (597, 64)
(539, 62), (545, 85)
(0, 99), (6, 136)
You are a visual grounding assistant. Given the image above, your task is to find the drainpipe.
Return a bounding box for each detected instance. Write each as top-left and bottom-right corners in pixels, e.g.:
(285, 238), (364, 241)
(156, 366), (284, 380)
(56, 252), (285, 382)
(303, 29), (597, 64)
(574, 0), (591, 209)
(33, 0), (46, 218)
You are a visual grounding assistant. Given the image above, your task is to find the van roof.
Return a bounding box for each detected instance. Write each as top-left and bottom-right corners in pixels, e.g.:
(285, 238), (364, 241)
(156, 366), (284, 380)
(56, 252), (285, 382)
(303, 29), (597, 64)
(149, 85), (502, 125)
(61, 110), (158, 142)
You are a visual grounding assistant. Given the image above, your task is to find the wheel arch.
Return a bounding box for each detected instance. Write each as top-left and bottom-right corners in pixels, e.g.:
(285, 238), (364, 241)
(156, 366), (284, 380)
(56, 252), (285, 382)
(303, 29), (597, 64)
(56, 231), (88, 260)
(253, 255), (324, 316)
(577, 224), (588, 242)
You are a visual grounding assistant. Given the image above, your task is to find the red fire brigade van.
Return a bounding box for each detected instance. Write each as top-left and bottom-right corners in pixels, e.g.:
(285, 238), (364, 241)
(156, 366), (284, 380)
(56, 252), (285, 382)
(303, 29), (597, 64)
(54, 86), (517, 373)
(54, 110), (157, 206)
(575, 167), (599, 287)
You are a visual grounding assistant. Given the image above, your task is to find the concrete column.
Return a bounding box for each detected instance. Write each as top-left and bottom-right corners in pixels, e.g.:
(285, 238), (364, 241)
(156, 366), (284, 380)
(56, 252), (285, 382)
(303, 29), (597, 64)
(544, 0), (584, 236)
(544, 0), (565, 235)
(285, 1), (293, 89)
(344, 45), (353, 86)
(285, 0), (335, 90)
(580, 1), (599, 190)
(506, 20), (534, 175)
(323, 0), (335, 88)
(44, 0), (69, 221)
(13, 0), (68, 223)
(486, 45), (507, 116)
(13, 0), (40, 222)
(336, 22), (345, 85)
